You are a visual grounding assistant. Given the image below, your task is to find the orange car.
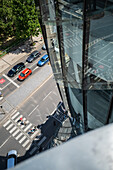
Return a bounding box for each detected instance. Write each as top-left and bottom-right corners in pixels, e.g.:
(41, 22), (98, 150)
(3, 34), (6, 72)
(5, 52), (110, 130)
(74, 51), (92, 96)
(18, 68), (32, 81)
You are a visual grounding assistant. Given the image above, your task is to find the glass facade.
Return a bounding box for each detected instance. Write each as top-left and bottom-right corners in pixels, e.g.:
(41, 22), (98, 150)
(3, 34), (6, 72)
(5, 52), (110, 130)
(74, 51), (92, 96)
(38, 0), (113, 133)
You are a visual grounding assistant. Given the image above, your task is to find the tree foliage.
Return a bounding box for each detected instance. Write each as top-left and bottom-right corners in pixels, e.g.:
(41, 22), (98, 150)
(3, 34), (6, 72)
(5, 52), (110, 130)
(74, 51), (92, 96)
(0, 0), (14, 38)
(0, 0), (41, 40)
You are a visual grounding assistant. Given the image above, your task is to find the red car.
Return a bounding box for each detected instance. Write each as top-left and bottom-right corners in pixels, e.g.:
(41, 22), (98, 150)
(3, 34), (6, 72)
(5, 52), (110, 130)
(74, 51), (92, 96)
(18, 68), (32, 81)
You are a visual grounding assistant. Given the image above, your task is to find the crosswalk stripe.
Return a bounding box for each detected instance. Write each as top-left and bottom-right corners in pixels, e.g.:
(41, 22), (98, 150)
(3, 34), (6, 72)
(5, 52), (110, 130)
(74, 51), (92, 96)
(6, 123), (13, 130)
(30, 130), (40, 139)
(3, 120), (11, 127)
(12, 129), (20, 137)
(26, 144), (31, 151)
(24, 123), (32, 132)
(9, 126), (17, 134)
(11, 112), (20, 120)
(29, 147), (38, 155)
(25, 120), (29, 124)
(19, 136), (26, 144)
(22, 139), (30, 147)
(15, 115), (23, 122)
(15, 133), (23, 140)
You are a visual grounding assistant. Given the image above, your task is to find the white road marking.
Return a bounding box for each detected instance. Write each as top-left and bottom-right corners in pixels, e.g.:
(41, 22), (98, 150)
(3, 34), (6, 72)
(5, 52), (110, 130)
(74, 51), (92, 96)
(22, 139), (30, 147)
(9, 126), (17, 134)
(30, 130), (40, 139)
(3, 74), (19, 88)
(24, 123), (32, 132)
(3, 120), (11, 127)
(19, 136), (26, 144)
(43, 91), (52, 101)
(0, 136), (11, 148)
(32, 67), (39, 72)
(26, 144), (31, 151)
(15, 133), (23, 140)
(28, 105), (39, 116)
(11, 112), (20, 120)
(6, 123), (13, 130)
(15, 115), (23, 122)
(12, 129), (20, 137)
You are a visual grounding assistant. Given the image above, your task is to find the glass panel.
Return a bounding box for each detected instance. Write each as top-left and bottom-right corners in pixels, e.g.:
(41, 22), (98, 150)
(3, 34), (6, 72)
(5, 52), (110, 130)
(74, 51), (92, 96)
(85, 1), (113, 129)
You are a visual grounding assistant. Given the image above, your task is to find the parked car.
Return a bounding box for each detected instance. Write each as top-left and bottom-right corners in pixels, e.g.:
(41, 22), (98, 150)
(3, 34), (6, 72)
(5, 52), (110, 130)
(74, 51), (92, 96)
(7, 62), (25, 77)
(26, 50), (41, 63)
(37, 54), (49, 67)
(18, 68), (32, 81)
(7, 150), (17, 169)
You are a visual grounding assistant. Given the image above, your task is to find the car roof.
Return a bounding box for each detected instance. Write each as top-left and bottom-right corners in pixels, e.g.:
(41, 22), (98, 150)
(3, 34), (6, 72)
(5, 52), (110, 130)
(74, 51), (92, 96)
(8, 150), (17, 156)
(31, 50), (39, 55)
(13, 63), (24, 68)
(42, 54), (48, 59)
(22, 68), (30, 74)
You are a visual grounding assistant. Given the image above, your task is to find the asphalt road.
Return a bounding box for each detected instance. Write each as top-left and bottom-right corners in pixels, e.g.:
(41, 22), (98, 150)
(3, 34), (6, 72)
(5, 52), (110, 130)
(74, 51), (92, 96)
(0, 74), (61, 169)
(0, 49), (46, 98)
(0, 44), (61, 169)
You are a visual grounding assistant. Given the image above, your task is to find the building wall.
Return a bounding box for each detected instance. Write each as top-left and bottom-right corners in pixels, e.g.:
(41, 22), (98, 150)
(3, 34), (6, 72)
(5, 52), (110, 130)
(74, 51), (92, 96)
(38, 0), (113, 132)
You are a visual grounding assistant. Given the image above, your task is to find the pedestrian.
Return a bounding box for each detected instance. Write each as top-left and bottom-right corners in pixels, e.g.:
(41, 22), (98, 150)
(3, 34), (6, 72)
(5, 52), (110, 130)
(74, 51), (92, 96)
(31, 129), (34, 133)
(20, 117), (23, 121)
(24, 121), (27, 126)
(21, 120), (24, 125)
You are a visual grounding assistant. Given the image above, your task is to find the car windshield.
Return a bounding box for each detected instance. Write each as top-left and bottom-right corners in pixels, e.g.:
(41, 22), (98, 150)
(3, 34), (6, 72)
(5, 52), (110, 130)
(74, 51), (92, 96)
(30, 54), (34, 57)
(12, 68), (16, 72)
(20, 73), (25, 77)
(40, 58), (45, 62)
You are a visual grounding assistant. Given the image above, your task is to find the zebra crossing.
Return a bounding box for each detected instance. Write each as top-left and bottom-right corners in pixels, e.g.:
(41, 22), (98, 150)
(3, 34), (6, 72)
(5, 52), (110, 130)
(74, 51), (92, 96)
(3, 112), (41, 151)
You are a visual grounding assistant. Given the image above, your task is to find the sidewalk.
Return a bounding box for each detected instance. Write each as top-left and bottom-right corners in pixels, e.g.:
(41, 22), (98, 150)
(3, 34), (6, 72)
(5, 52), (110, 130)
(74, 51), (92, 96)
(0, 33), (43, 75)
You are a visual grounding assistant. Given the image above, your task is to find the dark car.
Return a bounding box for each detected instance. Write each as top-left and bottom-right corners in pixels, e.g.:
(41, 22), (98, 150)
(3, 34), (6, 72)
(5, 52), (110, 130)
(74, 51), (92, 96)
(7, 62), (25, 77)
(26, 50), (41, 63)
(37, 54), (49, 67)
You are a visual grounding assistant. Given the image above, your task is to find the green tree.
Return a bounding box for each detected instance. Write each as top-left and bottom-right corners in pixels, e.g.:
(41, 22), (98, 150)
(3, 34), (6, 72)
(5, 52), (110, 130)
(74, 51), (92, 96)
(0, 0), (14, 38)
(13, 0), (41, 41)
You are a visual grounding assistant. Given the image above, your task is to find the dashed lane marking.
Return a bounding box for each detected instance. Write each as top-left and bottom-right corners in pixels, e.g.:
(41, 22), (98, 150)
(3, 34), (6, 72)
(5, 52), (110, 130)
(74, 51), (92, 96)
(28, 105), (39, 117)
(0, 136), (11, 148)
(43, 91), (52, 101)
